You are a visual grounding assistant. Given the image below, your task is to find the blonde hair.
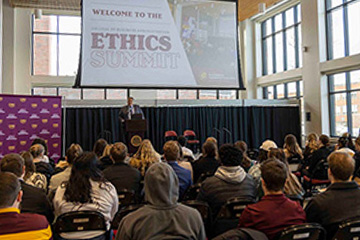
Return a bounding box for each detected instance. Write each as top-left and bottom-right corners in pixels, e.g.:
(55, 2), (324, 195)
(129, 139), (161, 176)
(306, 133), (319, 153)
(102, 144), (113, 158)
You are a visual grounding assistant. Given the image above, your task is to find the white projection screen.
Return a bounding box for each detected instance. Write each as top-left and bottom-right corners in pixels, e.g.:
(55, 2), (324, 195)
(76, 0), (243, 89)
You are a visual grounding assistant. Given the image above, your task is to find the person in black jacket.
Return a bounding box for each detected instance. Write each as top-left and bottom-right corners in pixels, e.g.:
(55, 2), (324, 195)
(0, 153), (54, 223)
(305, 152), (360, 240)
(192, 141), (220, 183)
(103, 142), (142, 197)
(197, 144), (257, 218)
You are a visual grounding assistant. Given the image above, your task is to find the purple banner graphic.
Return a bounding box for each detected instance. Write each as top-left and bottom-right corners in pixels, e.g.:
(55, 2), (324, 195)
(0, 94), (62, 161)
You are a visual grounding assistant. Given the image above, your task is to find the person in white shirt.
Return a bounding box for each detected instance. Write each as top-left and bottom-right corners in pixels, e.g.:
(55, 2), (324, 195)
(53, 152), (118, 239)
(177, 136), (196, 161)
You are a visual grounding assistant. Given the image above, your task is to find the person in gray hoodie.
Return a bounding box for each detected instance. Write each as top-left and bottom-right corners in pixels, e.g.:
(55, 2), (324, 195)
(197, 144), (257, 218)
(116, 162), (206, 240)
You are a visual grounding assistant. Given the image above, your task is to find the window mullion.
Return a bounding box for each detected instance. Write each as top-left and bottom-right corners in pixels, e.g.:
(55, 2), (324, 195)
(346, 72), (353, 134)
(343, 2), (350, 57)
(282, 12), (287, 71)
(272, 17), (276, 74)
(57, 16), (60, 76)
(294, 6), (300, 68)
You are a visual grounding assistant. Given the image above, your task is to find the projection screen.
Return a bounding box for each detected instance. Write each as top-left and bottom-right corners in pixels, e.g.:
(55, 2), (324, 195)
(76, 0), (243, 89)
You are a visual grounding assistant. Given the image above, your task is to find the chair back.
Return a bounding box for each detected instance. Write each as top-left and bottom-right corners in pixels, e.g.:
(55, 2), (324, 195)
(288, 156), (302, 173)
(165, 130), (178, 141)
(196, 171), (214, 184)
(311, 159), (329, 180)
(182, 183), (202, 201)
(217, 197), (256, 219)
(278, 223), (326, 240)
(182, 200), (211, 225)
(54, 211), (107, 234)
(247, 149), (259, 160)
(118, 189), (136, 207)
(332, 216), (360, 240)
(111, 204), (144, 230)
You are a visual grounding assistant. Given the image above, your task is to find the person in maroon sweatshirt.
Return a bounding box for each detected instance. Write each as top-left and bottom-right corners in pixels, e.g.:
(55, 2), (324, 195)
(238, 159), (306, 240)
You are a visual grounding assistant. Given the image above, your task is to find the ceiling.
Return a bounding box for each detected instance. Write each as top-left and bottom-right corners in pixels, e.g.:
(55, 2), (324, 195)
(9, 0), (282, 21)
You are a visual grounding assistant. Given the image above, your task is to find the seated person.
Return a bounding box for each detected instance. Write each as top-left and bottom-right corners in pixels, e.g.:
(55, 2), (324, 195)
(234, 141), (256, 172)
(192, 141), (220, 183)
(21, 151), (47, 191)
(49, 143), (83, 192)
(116, 162), (205, 240)
(129, 140), (161, 177)
(238, 159), (306, 240)
(0, 172), (52, 240)
(283, 134), (303, 162)
(0, 154), (54, 223)
(29, 144), (54, 180)
(103, 142), (141, 196)
(177, 142), (194, 181)
(98, 144), (114, 171)
(53, 152), (118, 240)
(197, 144), (257, 217)
(177, 135), (196, 161)
(305, 152), (360, 239)
(163, 141), (192, 199)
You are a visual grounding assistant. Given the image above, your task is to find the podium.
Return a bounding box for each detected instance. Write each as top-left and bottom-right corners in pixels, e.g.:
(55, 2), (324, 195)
(125, 119), (147, 153)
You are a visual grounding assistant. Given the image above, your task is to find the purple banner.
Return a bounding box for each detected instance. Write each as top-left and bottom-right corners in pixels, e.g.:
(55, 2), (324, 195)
(0, 94), (62, 161)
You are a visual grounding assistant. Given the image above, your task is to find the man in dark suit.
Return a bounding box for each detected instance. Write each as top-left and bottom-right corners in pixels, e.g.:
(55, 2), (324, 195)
(119, 97), (144, 122)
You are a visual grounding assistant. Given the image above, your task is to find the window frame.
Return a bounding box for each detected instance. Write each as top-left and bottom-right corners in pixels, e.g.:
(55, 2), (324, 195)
(262, 80), (303, 100)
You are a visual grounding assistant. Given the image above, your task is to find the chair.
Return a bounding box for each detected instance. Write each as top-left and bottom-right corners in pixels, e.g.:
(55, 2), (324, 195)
(53, 211), (108, 240)
(118, 189), (136, 208)
(182, 183), (202, 201)
(277, 223), (326, 240)
(303, 160), (331, 195)
(184, 130), (200, 153)
(288, 156), (302, 173)
(111, 204), (144, 230)
(196, 171), (214, 184)
(332, 216), (360, 240)
(165, 130), (178, 142)
(182, 200), (212, 226)
(247, 149), (259, 160)
(213, 228), (269, 240)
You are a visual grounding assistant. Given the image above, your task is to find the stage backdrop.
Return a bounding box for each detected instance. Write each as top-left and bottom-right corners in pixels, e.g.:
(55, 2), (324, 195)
(0, 94), (62, 160)
(65, 106), (300, 153)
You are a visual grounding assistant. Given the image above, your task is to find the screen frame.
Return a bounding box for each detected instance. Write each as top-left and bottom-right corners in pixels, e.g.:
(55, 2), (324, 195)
(74, 0), (244, 90)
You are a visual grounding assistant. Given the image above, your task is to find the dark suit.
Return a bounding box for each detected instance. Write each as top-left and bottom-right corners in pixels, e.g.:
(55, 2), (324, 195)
(119, 104), (144, 122)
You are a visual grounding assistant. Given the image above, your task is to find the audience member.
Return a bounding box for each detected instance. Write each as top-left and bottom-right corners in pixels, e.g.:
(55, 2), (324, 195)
(249, 140), (277, 184)
(129, 139), (161, 177)
(353, 136), (360, 175)
(177, 142), (194, 181)
(0, 153), (54, 223)
(303, 133), (319, 161)
(197, 144), (257, 217)
(93, 138), (108, 159)
(116, 162), (205, 240)
(283, 134), (303, 161)
(234, 141), (255, 172)
(305, 152), (360, 239)
(0, 172), (52, 240)
(177, 135), (196, 160)
(31, 138), (55, 168)
(206, 137), (218, 145)
(53, 152), (118, 239)
(192, 141), (220, 183)
(21, 151), (47, 191)
(338, 132), (355, 151)
(103, 142), (141, 196)
(98, 144), (114, 170)
(29, 144), (54, 179)
(163, 141), (192, 199)
(238, 159), (306, 240)
(48, 143), (83, 192)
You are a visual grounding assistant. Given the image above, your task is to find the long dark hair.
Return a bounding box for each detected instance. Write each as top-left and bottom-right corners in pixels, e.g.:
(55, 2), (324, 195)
(64, 152), (104, 203)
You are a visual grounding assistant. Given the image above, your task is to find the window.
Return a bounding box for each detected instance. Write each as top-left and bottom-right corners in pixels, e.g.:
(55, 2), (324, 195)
(329, 69), (360, 136)
(261, 4), (302, 76)
(326, 0), (360, 60)
(32, 15), (81, 76)
(263, 80), (303, 99)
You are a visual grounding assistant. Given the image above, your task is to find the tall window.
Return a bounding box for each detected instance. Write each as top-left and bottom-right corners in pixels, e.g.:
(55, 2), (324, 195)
(329, 70), (360, 136)
(263, 81), (303, 100)
(261, 4), (302, 76)
(326, 0), (360, 60)
(32, 15), (81, 76)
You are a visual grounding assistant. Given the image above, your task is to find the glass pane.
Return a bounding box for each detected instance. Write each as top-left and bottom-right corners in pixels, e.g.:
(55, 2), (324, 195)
(265, 37), (273, 75)
(296, 5), (301, 22)
(288, 82), (297, 98)
(33, 88), (57, 96)
(199, 90), (217, 100)
(107, 89), (127, 100)
(265, 19), (272, 36)
(274, 14), (283, 32)
(351, 70), (360, 90)
(178, 90), (197, 99)
(328, 8), (345, 59)
(352, 91), (360, 136)
(157, 90), (176, 99)
(285, 8), (295, 27)
(59, 16), (81, 34)
(59, 88), (81, 100)
(327, 0), (344, 10)
(267, 86), (275, 99)
(58, 35), (81, 76)
(33, 15), (57, 32)
(330, 73), (347, 92)
(220, 90), (236, 100)
(276, 84), (285, 99)
(83, 89), (105, 100)
(275, 33), (284, 73)
(331, 93), (348, 136)
(348, 1), (360, 56)
(286, 27), (296, 70)
(33, 34), (57, 76)
(297, 24), (303, 67)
